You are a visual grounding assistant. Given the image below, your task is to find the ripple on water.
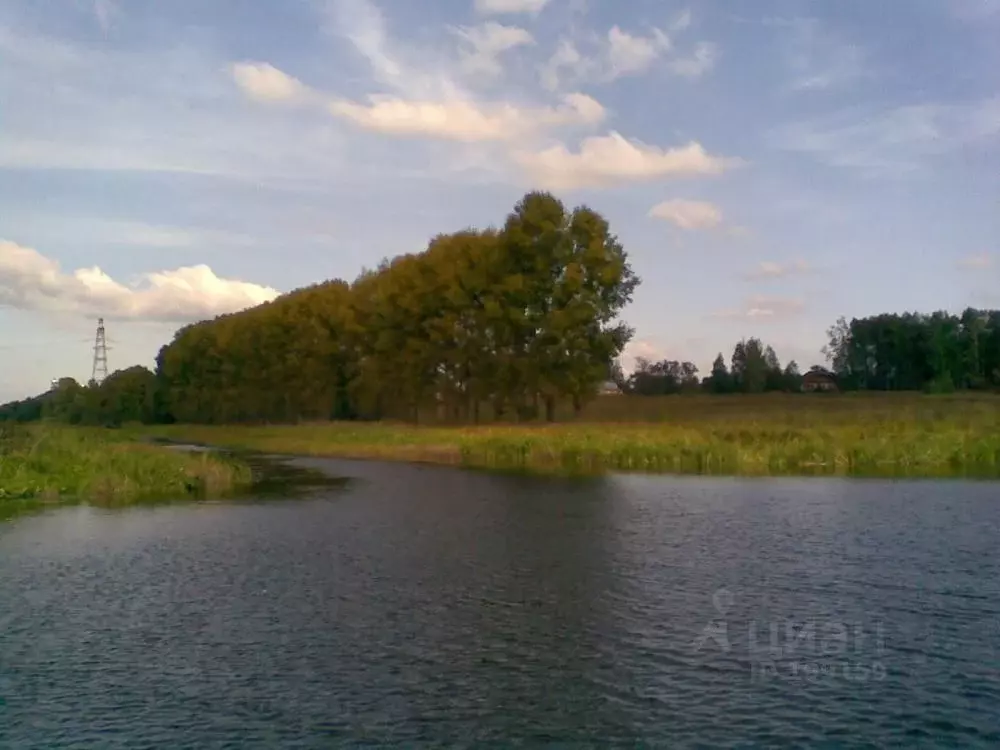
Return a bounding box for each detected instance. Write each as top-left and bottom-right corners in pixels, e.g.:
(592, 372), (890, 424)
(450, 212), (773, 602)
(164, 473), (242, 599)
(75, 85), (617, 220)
(1, 462), (999, 748)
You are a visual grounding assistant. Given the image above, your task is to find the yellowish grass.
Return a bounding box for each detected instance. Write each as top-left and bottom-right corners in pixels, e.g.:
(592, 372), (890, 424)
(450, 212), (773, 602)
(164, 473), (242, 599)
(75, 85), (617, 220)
(138, 393), (1000, 478)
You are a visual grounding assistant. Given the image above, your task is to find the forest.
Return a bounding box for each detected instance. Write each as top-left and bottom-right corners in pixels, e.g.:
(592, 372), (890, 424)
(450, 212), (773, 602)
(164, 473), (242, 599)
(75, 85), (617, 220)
(3, 191), (1000, 427)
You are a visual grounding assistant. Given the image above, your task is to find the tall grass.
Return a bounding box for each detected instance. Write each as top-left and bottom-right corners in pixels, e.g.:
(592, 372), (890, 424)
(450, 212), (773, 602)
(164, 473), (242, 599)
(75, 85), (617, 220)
(140, 393), (1000, 479)
(0, 423), (253, 504)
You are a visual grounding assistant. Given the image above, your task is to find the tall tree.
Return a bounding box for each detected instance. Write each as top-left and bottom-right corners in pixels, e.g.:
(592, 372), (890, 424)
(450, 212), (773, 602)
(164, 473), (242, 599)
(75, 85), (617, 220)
(706, 352), (733, 393)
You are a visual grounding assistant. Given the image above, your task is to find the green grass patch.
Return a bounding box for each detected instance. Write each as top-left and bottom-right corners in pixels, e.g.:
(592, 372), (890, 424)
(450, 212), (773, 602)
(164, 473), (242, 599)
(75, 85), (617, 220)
(0, 423), (253, 507)
(138, 393), (1000, 479)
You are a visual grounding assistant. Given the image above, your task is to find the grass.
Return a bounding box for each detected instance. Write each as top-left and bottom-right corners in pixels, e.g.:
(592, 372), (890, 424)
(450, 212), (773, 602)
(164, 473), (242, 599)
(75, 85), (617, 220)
(0, 423), (253, 507)
(138, 392), (1000, 479)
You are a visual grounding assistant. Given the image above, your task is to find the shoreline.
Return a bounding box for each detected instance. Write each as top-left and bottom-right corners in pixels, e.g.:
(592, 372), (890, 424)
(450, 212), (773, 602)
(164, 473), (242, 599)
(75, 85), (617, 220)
(136, 418), (1000, 480)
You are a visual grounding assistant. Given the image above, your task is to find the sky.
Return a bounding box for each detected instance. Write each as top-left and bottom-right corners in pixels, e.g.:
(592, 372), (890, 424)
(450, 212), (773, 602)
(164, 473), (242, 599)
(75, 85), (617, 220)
(1, 0), (998, 402)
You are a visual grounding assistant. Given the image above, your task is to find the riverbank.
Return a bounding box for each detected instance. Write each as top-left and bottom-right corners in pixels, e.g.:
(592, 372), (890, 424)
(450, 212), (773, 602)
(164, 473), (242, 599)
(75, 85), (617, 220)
(138, 394), (1000, 478)
(0, 424), (253, 505)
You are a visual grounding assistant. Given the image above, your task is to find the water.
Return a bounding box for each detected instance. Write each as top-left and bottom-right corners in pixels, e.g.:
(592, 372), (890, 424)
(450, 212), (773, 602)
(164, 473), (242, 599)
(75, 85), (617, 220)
(1, 458), (998, 748)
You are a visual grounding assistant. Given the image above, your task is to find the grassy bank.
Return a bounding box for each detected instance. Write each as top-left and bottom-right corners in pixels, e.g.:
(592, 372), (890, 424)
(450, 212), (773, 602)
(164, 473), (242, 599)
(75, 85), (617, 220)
(140, 393), (1000, 479)
(0, 424), (253, 504)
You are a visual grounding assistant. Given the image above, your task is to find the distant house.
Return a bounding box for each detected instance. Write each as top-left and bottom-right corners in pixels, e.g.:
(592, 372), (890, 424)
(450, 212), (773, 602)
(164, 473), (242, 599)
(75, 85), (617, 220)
(802, 369), (838, 392)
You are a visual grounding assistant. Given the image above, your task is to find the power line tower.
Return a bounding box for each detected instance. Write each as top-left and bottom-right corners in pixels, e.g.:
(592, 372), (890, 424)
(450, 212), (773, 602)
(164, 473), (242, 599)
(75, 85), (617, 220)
(91, 317), (109, 384)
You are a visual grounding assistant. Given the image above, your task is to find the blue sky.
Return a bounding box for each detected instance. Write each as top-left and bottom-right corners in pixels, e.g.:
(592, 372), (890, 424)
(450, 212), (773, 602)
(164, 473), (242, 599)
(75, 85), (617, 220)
(1, 0), (998, 402)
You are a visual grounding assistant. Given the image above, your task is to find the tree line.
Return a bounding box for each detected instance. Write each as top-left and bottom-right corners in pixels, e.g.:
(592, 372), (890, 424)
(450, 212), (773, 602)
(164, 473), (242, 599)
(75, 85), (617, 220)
(3, 195), (1000, 427)
(823, 311), (1000, 392)
(4, 192), (640, 425)
(620, 337), (810, 395)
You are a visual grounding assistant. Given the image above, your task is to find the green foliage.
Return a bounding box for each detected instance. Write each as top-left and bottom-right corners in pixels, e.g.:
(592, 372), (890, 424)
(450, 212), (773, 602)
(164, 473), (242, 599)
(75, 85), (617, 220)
(627, 358), (700, 395)
(0, 424), (252, 503)
(824, 308), (1000, 391)
(151, 191), (640, 424)
(1, 367), (164, 427)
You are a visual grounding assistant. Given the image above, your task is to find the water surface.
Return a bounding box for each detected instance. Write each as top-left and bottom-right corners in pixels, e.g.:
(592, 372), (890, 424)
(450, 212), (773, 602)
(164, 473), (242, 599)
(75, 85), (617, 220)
(2, 458), (999, 747)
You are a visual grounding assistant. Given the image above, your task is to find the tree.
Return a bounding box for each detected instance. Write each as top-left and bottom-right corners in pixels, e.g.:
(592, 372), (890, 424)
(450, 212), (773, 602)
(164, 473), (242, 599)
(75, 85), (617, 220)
(819, 310), (1000, 392)
(627, 358), (699, 395)
(732, 338), (769, 393)
(763, 345), (785, 391)
(705, 353), (732, 393)
(783, 361), (803, 392)
(148, 191), (640, 425)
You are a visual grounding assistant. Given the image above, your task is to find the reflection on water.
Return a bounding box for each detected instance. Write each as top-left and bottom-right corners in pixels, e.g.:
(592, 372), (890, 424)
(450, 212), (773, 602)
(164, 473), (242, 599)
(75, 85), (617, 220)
(1, 458), (998, 747)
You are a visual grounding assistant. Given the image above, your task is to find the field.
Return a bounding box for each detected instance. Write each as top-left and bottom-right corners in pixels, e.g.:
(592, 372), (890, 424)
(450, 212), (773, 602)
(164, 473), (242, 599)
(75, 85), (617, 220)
(0, 424), (253, 507)
(139, 392), (1000, 479)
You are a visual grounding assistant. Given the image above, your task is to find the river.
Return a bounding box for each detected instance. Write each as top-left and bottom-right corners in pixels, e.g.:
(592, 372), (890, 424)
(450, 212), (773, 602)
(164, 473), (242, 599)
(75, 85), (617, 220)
(1, 457), (998, 747)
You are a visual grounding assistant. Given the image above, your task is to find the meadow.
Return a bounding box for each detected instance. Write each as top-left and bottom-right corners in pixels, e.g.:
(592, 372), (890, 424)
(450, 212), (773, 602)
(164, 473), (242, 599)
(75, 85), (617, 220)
(139, 392), (1000, 479)
(0, 424), (253, 508)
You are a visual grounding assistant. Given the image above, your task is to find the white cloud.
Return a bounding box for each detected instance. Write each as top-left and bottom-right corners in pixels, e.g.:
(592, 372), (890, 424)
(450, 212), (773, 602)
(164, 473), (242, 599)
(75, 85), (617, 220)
(667, 42), (717, 77)
(514, 132), (739, 189)
(231, 62), (310, 103)
(326, 0), (405, 90)
(743, 259), (811, 279)
(0, 240), (279, 322)
(450, 22), (534, 78)
(606, 26), (671, 78)
(539, 38), (591, 91)
(957, 252), (994, 270)
(540, 22), (715, 89)
(713, 295), (805, 320)
(474, 0), (550, 15)
(649, 199), (722, 230)
(329, 92), (604, 141)
(620, 338), (668, 372)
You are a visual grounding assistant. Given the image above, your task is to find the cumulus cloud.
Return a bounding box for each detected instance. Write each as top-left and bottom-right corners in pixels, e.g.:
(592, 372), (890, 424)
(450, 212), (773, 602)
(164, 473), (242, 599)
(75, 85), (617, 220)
(474, 0), (550, 15)
(328, 92), (604, 141)
(713, 295), (805, 320)
(451, 22), (534, 78)
(514, 132), (739, 189)
(957, 253), (994, 269)
(649, 199), (722, 230)
(231, 62), (310, 103)
(0, 240), (279, 322)
(743, 259), (811, 279)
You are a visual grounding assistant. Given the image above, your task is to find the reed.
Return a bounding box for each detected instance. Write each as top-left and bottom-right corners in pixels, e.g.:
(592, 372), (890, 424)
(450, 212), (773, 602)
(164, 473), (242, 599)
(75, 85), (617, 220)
(138, 393), (1000, 479)
(0, 423), (253, 504)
